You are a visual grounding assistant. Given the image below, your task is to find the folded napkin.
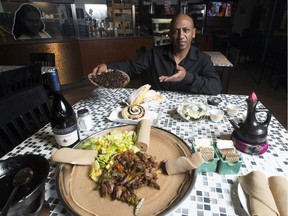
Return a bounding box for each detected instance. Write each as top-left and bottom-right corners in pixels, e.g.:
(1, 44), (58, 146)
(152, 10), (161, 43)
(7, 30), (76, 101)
(51, 148), (98, 165)
(127, 84), (163, 105)
(164, 152), (204, 175)
(136, 119), (152, 152)
(238, 171), (287, 216)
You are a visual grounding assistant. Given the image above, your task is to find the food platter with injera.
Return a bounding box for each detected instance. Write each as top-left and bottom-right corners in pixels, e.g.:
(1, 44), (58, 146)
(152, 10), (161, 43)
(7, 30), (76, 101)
(56, 125), (197, 216)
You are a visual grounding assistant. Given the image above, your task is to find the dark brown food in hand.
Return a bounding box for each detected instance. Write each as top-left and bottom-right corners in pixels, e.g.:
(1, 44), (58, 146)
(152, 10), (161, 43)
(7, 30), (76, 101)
(97, 150), (160, 206)
(91, 70), (129, 88)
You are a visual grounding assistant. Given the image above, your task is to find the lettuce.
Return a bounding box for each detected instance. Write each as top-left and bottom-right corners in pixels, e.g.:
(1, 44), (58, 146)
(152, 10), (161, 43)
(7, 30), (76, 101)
(79, 130), (139, 182)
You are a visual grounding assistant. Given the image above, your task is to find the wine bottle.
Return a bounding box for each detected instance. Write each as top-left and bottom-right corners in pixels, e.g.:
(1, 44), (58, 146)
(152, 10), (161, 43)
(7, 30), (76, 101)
(48, 68), (79, 148)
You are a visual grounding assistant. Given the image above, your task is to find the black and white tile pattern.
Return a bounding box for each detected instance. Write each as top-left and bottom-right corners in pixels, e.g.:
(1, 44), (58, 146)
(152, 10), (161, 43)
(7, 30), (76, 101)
(1, 88), (287, 216)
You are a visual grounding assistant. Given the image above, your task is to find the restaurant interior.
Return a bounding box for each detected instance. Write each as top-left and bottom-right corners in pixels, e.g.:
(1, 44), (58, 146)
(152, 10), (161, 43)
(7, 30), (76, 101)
(0, 0), (286, 85)
(0, 0), (286, 141)
(0, 0), (287, 215)
(2, 0), (285, 124)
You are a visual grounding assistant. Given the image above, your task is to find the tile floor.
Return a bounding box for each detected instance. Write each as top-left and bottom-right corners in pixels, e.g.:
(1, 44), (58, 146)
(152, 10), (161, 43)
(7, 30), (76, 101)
(62, 62), (287, 129)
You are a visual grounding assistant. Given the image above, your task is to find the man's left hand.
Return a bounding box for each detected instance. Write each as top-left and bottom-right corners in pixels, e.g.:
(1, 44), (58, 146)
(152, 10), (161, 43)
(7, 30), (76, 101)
(159, 65), (186, 82)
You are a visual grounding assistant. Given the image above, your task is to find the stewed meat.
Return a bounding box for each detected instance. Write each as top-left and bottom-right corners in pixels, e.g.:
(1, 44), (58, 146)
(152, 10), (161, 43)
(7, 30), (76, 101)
(97, 150), (160, 206)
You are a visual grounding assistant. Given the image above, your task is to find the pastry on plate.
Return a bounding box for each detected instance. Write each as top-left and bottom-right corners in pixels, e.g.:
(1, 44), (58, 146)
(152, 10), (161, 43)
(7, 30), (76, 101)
(121, 104), (146, 120)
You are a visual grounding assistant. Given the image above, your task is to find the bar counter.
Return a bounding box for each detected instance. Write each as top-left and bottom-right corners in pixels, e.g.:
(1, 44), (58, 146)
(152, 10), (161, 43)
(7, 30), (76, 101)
(0, 36), (154, 85)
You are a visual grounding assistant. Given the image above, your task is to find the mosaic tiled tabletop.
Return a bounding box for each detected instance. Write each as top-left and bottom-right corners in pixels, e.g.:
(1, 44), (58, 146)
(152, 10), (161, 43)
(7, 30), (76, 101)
(203, 51), (233, 67)
(2, 88), (287, 216)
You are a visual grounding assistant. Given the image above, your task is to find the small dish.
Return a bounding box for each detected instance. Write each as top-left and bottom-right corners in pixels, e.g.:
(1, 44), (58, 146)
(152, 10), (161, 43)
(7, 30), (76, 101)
(88, 69), (130, 88)
(177, 99), (208, 121)
(227, 104), (240, 116)
(208, 97), (222, 106)
(209, 109), (224, 122)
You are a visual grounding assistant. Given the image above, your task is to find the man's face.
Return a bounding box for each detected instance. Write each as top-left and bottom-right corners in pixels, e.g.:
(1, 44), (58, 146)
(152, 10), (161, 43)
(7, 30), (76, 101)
(169, 16), (196, 52)
(23, 11), (42, 34)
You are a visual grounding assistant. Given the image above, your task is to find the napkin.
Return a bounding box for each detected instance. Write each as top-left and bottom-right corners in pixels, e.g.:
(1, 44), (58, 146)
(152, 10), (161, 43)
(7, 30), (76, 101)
(127, 84), (164, 105)
(238, 171), (284, 216)
(128, 84), (151, 105)
(51, 148), (98, 165)
(164, 152), (204, 175)
(135, 119), (152, 152)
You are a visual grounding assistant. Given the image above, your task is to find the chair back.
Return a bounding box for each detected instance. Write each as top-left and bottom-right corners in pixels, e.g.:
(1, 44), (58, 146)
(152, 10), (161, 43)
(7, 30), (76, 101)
(0, 64), (41, 97)
(0, 84), (50, 156)
(30, 53), (55, 66)
(30, 53), (56, 96)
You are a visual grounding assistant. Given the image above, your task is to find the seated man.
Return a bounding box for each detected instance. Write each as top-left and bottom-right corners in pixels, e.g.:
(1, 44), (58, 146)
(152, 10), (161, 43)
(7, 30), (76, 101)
(92, 14), (222, 95)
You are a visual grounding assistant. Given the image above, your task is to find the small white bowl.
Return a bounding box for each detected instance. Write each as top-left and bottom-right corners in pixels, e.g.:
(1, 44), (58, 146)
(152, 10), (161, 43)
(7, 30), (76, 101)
(227, 104), (240, 116)
(209, 109), (224, 122)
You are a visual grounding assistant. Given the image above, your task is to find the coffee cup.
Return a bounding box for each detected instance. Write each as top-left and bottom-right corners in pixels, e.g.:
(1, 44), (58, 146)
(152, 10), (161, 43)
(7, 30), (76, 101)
(210, 109), (224, 122)
(227, 104), (240, 116)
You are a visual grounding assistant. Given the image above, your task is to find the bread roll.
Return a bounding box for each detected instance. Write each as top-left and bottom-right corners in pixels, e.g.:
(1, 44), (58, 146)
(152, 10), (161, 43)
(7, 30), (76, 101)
(121, 104), (146, 120)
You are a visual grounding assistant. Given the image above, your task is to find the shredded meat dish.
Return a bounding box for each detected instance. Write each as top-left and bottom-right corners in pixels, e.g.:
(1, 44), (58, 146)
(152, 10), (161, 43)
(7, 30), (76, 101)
(97, 150), (160, 206)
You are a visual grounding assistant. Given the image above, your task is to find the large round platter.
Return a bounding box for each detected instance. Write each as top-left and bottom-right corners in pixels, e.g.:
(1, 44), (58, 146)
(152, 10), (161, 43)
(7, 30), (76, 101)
(56, 125), (197, 216)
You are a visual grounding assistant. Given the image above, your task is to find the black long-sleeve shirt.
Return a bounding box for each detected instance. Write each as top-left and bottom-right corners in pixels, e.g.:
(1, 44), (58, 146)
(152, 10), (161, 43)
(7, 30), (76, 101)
(107, 44), (222, 95)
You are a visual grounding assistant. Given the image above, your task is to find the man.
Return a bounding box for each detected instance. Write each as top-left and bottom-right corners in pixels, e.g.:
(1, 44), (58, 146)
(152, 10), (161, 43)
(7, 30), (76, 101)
(92, 14), (222, 95)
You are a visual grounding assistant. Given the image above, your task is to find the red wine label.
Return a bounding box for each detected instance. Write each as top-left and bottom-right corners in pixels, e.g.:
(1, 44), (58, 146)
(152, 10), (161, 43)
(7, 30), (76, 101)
(53, 124), (78, 147)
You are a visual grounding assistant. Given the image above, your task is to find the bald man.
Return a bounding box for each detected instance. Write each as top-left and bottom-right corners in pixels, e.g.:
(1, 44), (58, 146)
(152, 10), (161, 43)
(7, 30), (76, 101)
(92, 14), (222, 95)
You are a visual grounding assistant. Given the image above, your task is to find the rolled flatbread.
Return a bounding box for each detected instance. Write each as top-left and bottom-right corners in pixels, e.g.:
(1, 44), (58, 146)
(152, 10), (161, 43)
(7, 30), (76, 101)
(164, 152), (204, 175)
(238, 171), (279, 216)
(268, 176), (288, 216)
(51, 148), (98, 165)
(136, 119), (152, 151)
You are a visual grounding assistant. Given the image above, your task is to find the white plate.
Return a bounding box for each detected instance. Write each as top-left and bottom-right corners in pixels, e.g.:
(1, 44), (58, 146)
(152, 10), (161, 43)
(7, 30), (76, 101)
(176, 105), (206, 121)
(107, 107), (161, 125)
(237, 183), (251, 216)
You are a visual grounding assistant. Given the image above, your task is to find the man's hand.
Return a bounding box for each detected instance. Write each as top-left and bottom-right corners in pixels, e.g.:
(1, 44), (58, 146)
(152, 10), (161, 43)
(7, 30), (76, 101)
(92, 64), (108, 75)
(159, 65), (186, 82)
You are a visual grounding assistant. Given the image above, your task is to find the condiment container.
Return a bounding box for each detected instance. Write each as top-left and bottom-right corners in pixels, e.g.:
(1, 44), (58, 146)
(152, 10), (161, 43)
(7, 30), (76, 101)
(77, 108), (93, 131)
(215, 140), (243, 174)
(192, 139), (219, 173)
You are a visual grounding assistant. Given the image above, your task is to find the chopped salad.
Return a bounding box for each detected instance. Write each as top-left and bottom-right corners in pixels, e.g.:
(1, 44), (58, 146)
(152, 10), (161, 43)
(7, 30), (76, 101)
(79, 130), (139, 181)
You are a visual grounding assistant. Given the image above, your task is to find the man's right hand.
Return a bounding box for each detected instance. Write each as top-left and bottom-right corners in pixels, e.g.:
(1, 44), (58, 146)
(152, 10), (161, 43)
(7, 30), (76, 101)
(92, 64), (108, 75)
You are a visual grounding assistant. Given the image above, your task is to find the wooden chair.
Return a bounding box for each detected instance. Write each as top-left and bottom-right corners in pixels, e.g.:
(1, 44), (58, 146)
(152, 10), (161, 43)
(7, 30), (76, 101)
(0, 84), (50, 157)
(30, 53), (56, 96)
(0, 64), (41, 97)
